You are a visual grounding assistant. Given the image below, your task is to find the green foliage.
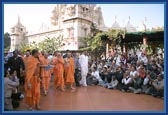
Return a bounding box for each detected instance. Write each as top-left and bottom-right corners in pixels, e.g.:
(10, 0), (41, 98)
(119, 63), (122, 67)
(90, 22), (100, 37)
(19, 36), (64, 53)
(106, 29), (125, 45)
(83, 23), (126, 58)
(4, 32), (11, 49)
(83, 32), (106, 58)
(19, 42), (38, 53)
(141, 44), (153, 55)
(38, 36), (64, 53)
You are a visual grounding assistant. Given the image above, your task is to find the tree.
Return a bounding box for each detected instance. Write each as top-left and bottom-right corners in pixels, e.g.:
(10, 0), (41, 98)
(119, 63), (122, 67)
(38, 36), (65, 53)
(4, 32), (11, 50)
(19, 42), (38, 53)
(106, 29), (125, 45)
(83, 31), (107, 59)
(90, 22), (99, 37)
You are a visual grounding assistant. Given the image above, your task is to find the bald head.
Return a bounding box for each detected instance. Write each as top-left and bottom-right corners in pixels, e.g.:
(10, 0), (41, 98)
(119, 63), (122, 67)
(44, 52), (48, 59)
(26, 52), (30, 57)
(57, 53), (62, 58)
(67, 52), (71, 58)
(41, 50), (45, 55)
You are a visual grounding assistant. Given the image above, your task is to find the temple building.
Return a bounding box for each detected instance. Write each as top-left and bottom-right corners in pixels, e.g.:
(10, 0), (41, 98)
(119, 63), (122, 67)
(10, 4), (107, 51)
(9, 4), (141, 52)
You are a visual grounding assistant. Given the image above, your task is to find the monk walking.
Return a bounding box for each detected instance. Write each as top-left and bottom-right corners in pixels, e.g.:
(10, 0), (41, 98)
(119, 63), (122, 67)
(24, 49), (41, 110)
(53, 53), (65, 91)
(64, 52), (75, 90)
(40, 52), (51, 95)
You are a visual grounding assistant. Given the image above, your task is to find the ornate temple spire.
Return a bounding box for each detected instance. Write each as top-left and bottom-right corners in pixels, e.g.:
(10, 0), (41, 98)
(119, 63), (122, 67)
(115, 15), (117, 22)
(18, 15), (20, 24)
(128, 16), (130, 23)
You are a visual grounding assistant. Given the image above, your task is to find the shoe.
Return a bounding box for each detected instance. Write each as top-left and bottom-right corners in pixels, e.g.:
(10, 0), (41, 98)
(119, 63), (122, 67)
(35, 104), (40, 110)
(121, 89), (125, 92)
(61, 88), (65, 92)
(28, 107), (34, 111)
(20, 94), (24, 99)
(71, 87), (75, 90)
(44, 90), (47, 96)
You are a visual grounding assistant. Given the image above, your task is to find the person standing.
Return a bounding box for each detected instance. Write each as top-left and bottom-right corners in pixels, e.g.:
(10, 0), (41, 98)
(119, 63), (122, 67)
(40, 52), (51, 95)
(64, 52), (75, 90)
(24, 49), (41, 110)
(79, 51), (88, 86)
(73, 53), (81, 86)
(7, 50), (25, 86)
(53, 53), (65, 91)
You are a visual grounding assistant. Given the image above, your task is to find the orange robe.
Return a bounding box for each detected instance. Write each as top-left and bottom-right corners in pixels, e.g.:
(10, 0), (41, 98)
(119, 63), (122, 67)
(23, 56), (30, 76)
(40, 58), (51, 91)
(64, 57), (75, 85)
(24, 56), (41, 106)
(53, 57), (65, 89)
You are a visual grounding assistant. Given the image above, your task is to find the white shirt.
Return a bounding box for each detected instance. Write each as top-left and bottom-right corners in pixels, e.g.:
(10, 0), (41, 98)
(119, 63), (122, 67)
(91, 71), (102, 81)
(48, 55), (53, 63)
(130, 71), (139, 77)
(116, 56), (121, 66)
(122, 76), (132, 85)
(139, 56), (148, 65)
(79, 54), (88, 67)
(79, 54), (88, 76)
(143, 77), (149, 85)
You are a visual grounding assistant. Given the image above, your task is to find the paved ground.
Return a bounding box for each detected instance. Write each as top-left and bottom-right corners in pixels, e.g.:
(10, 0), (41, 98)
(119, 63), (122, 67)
(15, 80), (164, 112)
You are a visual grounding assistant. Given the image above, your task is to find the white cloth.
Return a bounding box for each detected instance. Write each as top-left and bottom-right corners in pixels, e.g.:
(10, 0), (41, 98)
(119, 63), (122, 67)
(122, 76), (132, 85)
(138, 56), (148, 65)
(143, 77), (149, 85)
(48, 55), (53, 63)
(79, 54), (88, 76)
(130, 71), (139, 77)
(116, 56), (121, 66)
(79, 54), (88, 86)
(91, 71), (103, 82)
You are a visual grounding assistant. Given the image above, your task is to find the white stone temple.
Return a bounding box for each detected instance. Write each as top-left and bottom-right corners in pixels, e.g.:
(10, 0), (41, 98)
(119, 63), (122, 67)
(10, 4), (108, 51)
(10, 4), (139, 52)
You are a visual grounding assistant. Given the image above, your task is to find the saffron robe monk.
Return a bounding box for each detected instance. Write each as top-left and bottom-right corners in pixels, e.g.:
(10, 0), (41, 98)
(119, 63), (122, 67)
(40, 52), (51, 95)
(24, 49), (41, 110)
(64, 53), (75, 90)
(53, 53), (65, 91)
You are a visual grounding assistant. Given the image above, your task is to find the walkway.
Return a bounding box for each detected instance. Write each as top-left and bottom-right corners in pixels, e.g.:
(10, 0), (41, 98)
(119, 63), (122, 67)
(15, 81), (164, 111)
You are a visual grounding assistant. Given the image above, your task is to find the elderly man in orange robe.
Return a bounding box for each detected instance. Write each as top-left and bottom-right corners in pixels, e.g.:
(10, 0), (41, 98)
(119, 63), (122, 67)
(24, 49), (41, 110)
(53, 53), (65, 91)
(40, 52), (51, 95)
(64, 52), (75, 90)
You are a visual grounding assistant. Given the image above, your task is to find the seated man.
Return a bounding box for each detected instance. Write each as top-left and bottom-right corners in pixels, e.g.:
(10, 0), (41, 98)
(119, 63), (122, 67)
(151, 74), (164, 98)
(105, 76), (118, 89)
(87, 67), (103, 86)
(118, 70), (132, 92)
(128, 66), (143, 94)
(115, 66), (124, 87)
(141, 71), (154, 95)
(99, 65), (112, 83)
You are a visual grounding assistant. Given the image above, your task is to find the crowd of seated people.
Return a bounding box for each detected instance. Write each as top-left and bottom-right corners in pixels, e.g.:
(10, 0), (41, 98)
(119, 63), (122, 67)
(86, 51), (164, 98)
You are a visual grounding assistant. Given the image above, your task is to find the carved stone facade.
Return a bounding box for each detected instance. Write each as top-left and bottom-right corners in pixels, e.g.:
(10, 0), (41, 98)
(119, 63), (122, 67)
(10, 4), (107, 51)
(10, 16), (28, 51)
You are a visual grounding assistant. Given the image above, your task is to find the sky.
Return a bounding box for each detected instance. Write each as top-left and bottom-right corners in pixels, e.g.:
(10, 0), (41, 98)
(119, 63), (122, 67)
(4, 4), (164, 33)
